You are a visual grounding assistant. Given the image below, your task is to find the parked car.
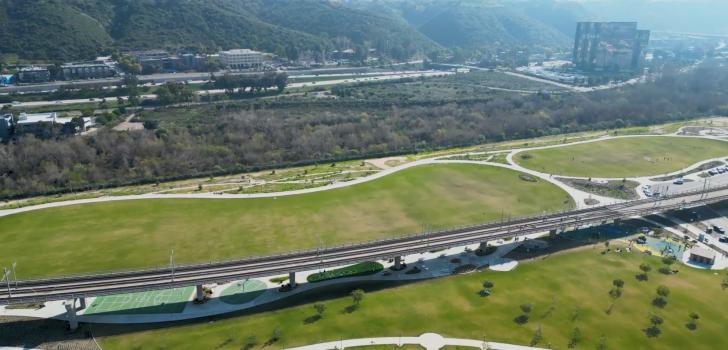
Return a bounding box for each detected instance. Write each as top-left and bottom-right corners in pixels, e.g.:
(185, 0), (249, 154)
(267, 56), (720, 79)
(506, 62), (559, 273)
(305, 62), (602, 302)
(709, 170), (718, 176)
(719, 237), (728, 243)
(713, 225), (725, 234)
(673, 178), (684, 185)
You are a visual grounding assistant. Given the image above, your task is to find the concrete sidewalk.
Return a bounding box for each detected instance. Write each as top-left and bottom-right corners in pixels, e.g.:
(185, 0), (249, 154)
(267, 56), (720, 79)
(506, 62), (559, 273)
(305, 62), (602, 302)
(286, 333), (549, 350)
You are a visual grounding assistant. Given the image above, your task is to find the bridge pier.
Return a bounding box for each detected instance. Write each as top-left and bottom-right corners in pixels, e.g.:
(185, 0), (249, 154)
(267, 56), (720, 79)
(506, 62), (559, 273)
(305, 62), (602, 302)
(394, 256), (403, 270)
(289, 271), (297, 289)
(64, 299), (78, 332)
(78, 297), (86, 310)
(195, 284), (205, 302)
(478, 241), (488, 251)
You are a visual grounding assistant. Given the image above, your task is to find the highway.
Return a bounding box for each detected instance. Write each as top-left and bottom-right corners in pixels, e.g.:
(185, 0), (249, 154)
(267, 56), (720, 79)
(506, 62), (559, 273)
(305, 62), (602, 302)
(3, 184), (728, 305)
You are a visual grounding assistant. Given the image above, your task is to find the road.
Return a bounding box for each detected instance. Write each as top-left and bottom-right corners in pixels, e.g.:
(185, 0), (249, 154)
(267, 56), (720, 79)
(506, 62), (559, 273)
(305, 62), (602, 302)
(3, 183), (728, 305)
(6, 71), (450, 109)
(0, 62), (426, 95)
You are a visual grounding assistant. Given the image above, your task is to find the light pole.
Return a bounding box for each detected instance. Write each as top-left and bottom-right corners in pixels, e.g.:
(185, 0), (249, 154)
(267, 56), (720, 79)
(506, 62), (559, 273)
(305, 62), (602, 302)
(2, 267), (10, 298)
(11, 261), (17, 288)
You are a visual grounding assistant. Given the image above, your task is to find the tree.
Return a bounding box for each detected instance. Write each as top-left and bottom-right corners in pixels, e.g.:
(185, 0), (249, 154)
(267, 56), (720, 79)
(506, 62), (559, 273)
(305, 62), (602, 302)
(612, 279), (624, 288)
(568, 327), (581, 348)
(529, 326), (542, 346)
(243, 336), (257, 350)
(520, 303), (532, 315)
(596, 335), (608, 350)
(650, 314), (664, 327)
(609, 287), (622, 300)
(637, 263), (652, 280)
(483, 280), (494, 289)
(661, 256), (676, 266)
(687, 311), (700, 330)
(645, 314), (664, 337)
(351, 289), (365, 305)
(275, 73), (288, 93)
(656, 286), (670, 298)
(271, 327), (281, 342)
(313, 303), (326, 318)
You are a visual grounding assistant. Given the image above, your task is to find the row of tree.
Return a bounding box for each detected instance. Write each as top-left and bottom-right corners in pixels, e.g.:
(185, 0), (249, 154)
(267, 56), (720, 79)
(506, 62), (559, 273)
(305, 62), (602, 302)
(210, 72), (288, 94)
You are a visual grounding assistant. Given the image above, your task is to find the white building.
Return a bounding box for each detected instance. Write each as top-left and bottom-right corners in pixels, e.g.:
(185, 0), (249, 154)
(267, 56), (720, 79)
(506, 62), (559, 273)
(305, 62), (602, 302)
(16, 112), (58, 125)
(219, 49), (267, 69)
(15, 112), (93, 134)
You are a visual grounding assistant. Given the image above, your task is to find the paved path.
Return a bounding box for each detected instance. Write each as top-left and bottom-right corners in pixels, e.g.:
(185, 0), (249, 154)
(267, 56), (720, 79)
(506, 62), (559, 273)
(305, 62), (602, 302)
(4, 134), (728, 217)
(286, 333), (548, 350)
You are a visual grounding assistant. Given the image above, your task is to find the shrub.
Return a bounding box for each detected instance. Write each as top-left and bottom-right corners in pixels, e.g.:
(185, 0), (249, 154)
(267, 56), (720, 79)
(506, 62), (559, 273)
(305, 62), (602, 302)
(307, 262), (383, 283)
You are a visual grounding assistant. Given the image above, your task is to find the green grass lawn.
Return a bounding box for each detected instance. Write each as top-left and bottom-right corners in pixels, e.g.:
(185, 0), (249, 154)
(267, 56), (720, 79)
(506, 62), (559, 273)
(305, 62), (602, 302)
(96, 247), (728, 350)
(515, 136), (728, 178)
(0, 164), (572, 278)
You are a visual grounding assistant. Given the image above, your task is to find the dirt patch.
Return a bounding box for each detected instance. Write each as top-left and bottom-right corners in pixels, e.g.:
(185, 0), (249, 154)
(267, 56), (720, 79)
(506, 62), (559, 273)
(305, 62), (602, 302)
(367, 156), (407, 169)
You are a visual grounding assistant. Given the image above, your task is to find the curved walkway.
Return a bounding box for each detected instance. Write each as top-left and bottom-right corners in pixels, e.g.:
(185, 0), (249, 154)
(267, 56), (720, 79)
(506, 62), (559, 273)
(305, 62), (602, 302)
(3, 134), (728, 217)
(286, 333), (548, 350)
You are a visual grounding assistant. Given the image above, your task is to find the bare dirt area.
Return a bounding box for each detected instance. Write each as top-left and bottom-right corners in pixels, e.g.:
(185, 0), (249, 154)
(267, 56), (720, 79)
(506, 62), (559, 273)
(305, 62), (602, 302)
(367, 156), (407, 169)
(112, 114), (144, 131)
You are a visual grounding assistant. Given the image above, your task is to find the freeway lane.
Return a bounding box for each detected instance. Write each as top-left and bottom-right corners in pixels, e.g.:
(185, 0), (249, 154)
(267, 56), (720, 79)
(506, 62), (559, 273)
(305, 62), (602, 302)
(3, 185), (728, 304)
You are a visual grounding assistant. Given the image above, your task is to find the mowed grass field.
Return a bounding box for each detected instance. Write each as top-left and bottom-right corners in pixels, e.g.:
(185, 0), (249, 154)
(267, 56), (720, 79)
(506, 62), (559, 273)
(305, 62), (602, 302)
(97, 247), (728, 350)
(515, 136), (728, 178)
(0, 164), (572, 278)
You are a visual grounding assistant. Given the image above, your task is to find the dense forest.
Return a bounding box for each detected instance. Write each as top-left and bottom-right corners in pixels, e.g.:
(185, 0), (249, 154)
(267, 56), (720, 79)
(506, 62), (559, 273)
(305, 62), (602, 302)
(1, 63), (727, 198)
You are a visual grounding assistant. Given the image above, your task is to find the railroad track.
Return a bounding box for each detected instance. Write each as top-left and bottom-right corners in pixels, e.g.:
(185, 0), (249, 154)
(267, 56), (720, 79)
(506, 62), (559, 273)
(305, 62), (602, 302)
(3, 183), (728, 305)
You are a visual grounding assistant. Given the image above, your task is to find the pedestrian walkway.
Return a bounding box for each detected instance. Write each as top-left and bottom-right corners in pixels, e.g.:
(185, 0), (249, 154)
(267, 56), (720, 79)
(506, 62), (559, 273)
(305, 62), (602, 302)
(285, 332), (549, 350)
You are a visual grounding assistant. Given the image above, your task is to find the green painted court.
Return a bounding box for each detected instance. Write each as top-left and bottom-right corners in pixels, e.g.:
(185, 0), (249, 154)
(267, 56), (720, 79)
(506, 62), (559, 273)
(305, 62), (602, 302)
(219, 279), (267, 305)
(84, 286), (193, 315)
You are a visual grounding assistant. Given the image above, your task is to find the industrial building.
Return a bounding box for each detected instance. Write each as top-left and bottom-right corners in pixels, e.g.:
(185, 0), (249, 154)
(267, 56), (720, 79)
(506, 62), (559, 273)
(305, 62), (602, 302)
(17, 66), (51, 83)
(129, 50), (208, 74)
(61, 61), (117, 80)
(573, 22), (650, 72)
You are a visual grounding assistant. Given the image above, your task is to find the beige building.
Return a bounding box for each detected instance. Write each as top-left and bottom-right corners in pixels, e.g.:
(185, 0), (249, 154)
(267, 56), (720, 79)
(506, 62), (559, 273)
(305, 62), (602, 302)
(219, 49), (267, 69)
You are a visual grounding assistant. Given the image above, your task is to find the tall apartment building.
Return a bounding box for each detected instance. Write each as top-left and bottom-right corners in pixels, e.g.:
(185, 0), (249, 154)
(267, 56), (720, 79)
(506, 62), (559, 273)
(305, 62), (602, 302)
(573, 22), (650, 72)
(219, 49), (267, 69)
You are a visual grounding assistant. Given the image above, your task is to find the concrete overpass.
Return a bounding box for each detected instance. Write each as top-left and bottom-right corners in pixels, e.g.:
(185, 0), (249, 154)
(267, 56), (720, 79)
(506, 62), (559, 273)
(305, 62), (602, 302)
(3, 184), (728, 315)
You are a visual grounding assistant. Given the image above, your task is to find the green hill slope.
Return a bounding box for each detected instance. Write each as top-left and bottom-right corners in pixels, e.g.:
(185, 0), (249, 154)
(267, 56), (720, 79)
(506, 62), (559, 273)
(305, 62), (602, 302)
(347, 0), (580, 49)
(248, 0), (439, 60)
(0, 0), (438, 61)
(0, 0), (113, 61)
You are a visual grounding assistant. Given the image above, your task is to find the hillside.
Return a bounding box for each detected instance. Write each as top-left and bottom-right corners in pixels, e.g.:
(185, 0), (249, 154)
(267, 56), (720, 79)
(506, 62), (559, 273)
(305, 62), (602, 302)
(0, 0), (113, 61)
(346, 0), (576, 50)
(0, 0), (437, 61)
(246, 0), (439, 60)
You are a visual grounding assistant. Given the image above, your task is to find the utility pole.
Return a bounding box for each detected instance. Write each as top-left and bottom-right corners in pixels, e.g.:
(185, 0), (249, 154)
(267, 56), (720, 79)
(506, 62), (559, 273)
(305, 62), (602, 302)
(170, 249), (175, 282)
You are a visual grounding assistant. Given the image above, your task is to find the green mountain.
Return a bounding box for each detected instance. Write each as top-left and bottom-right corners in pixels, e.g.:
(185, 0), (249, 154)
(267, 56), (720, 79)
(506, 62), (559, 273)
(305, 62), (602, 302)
(0, 0), (113, 61)
(0, 0), (438, 61)
(348, 0), (576, 50)
(245, 0), (438, 60)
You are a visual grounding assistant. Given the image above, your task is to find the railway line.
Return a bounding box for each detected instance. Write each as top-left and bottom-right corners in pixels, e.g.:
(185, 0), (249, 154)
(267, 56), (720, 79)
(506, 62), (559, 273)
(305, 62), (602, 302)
(3, 183), (728, 306)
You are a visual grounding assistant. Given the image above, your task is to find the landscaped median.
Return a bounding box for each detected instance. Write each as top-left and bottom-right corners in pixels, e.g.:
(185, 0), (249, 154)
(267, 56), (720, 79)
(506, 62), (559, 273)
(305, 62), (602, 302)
(307, 262), (384, 283)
